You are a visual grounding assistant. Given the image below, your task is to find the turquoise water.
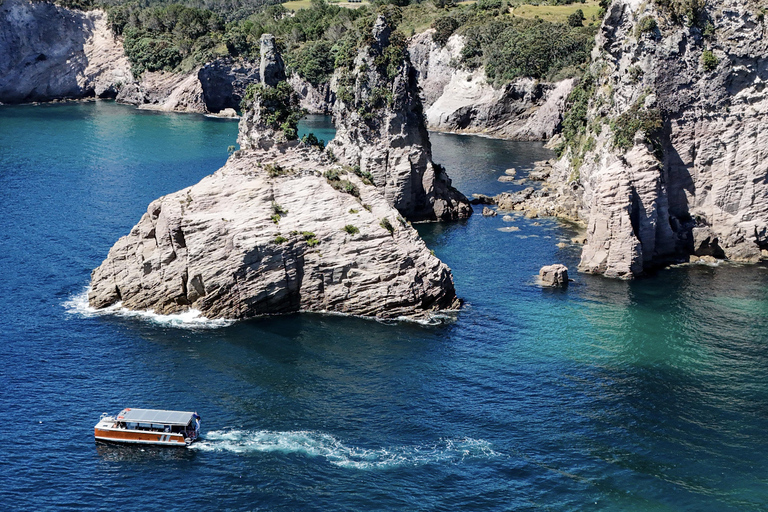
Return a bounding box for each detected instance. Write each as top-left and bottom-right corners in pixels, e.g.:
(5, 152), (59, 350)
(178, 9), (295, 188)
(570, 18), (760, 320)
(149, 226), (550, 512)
(1, 101), (768, 511)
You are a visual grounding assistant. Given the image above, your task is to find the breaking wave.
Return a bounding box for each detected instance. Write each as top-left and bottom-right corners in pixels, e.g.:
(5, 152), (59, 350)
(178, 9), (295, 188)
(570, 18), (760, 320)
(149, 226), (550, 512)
(192, 430), (499, 469)
(63, 289), (234, 329)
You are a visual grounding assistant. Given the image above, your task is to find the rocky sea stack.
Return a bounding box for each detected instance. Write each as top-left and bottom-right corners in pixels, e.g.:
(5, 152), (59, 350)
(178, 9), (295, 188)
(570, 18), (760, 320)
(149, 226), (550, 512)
(88, 33), (462, 321)
(328, 16), (472, 222)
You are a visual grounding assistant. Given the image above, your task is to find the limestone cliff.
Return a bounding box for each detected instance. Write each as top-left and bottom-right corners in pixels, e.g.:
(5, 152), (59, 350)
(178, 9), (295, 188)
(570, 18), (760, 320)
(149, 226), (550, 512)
(89, 35), (461, 321)
(328, 16), (472, 222)
(0, 0), (257, 113)
(540, 0), (768, 278)
(408, 30), (575, 141)
(117, 59), (259, 114)
(0, 0), (132, 102)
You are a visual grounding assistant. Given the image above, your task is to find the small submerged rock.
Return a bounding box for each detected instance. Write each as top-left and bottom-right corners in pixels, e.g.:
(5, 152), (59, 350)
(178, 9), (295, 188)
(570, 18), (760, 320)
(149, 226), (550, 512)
(482, 207), (497, 217)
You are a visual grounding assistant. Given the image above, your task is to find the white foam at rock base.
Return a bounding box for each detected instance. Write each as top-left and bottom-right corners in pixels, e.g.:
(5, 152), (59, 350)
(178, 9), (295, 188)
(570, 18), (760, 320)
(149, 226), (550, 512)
(192, 429), (500, 470)
(63, 288), (234, 330)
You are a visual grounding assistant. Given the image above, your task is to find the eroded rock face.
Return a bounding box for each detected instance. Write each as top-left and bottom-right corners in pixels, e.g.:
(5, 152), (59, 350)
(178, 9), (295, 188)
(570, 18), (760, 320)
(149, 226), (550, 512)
(89, 34), (461, 321)
(408, 30), (575, 140)
(328, 16), (472, 222)
(289, 74), (334, 115)
(88, 151), (460, 320)
(0, 0), (258, 113)
(539, 264), (569, 287)
(0, 0), (132, 103)
(547, 0), (768, 278)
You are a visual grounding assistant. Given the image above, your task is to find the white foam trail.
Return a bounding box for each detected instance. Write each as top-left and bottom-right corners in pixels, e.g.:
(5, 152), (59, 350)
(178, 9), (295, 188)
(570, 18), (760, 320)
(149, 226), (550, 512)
(63, 288), (234, 330)
(192, 430), (499, 469)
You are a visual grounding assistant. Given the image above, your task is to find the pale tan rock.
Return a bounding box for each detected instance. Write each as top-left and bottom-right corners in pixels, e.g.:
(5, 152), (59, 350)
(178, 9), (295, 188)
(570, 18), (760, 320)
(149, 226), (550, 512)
(89, 33), (461, 321)
(329, 16), (471, 222)
(88, 152), (459, 320)
(546, 0), (768, 278)
(539, 264), (569, 287)
(0, 0), (132, 102)
(408, 31), (575, 141)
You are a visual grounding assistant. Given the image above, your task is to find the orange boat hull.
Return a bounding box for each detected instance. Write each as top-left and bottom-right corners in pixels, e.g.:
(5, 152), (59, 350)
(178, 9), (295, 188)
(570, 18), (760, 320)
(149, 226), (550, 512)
(94, 427), (188, 446)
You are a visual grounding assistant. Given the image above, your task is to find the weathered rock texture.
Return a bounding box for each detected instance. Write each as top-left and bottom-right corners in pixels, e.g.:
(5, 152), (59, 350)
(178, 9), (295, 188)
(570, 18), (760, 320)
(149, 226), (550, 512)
(328, 16), (472, 222)
(0, 0), (132, 102)
(408, 30), (576, 140)
(541, 0), (768, 278)
(289, 74), (335, 115)
(539, 264), (569, 287)
(115, 59), (259, 114)
(0, 0), (258, 113)
(89, 34), (461, 321)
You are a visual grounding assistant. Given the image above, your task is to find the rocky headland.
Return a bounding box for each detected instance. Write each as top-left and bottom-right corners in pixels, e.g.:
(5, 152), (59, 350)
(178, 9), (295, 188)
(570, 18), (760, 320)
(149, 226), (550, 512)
(88, 31), (463, 321)
(530, 0), (768, 278)
(0, 0), (574, 138)
(0, 0), (257, 112)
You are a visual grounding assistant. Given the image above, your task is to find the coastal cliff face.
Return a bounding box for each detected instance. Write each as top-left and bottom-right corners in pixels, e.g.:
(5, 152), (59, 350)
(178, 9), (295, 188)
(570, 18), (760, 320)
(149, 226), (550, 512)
(407, 30), (575, 141)
(0, 0), (131, 102)
(0, 0), (257, 112)
(552, 0), (768, 278)
(328, 17), (472, 222)
(88, 35), (461, 321)
(117, 59), (259, 114)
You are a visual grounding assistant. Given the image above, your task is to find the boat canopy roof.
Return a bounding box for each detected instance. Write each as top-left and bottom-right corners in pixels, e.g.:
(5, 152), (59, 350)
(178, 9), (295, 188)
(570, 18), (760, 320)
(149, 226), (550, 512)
(116, 408), (196, 426)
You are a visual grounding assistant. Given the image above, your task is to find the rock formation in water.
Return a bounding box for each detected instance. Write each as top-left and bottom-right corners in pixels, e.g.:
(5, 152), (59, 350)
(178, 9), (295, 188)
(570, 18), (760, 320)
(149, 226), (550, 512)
(89, 34), (461, 321)
(407, 30), (576, 141)
(116, 59), (259, 114)
(530, 0), (768, 278)
(539, 264), (569, 288)
(327, 16), (472, 222)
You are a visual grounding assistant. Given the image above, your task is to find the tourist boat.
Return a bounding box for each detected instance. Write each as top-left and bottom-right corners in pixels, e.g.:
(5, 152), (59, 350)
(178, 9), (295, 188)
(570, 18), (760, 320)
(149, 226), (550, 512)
(94, 408), (201, 447)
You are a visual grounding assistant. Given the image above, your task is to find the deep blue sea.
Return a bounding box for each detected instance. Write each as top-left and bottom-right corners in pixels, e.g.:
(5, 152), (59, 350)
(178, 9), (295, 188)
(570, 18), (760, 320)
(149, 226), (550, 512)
(2, 101), (768, 511)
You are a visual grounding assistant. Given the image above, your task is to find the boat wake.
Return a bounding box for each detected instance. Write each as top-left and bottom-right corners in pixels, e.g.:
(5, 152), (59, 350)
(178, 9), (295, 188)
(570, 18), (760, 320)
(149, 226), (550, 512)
(192, 430), (499, 469)
(63, 289), (234, 330)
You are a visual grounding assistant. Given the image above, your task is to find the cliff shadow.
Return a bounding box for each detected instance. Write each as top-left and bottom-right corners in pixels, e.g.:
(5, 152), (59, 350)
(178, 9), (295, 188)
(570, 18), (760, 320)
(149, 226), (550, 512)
(662, 118), (696, 255)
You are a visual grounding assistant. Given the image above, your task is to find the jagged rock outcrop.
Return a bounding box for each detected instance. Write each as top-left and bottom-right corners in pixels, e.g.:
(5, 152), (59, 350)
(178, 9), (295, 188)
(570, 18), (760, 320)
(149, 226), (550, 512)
(328, 16), (472, 222)
(116, 59), (259, 114)
(408, 30), (576, 140)
(0, 0), (132, 102)
(198, 59), (261, 114)
(289, 74), (335, 115)
(89, 34), (461, 321)
(534, 0), (768, 278)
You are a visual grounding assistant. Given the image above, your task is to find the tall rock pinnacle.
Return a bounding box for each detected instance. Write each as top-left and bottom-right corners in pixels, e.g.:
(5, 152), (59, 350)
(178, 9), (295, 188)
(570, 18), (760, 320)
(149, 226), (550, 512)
(259, 34), (286, 87)
(328, 15), (472, 222)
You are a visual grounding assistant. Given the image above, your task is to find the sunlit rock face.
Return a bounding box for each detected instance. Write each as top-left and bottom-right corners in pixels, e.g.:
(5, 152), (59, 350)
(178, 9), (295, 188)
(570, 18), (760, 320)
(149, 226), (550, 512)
(328, 16), (472, 223)
(89, 34), (461, 321)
